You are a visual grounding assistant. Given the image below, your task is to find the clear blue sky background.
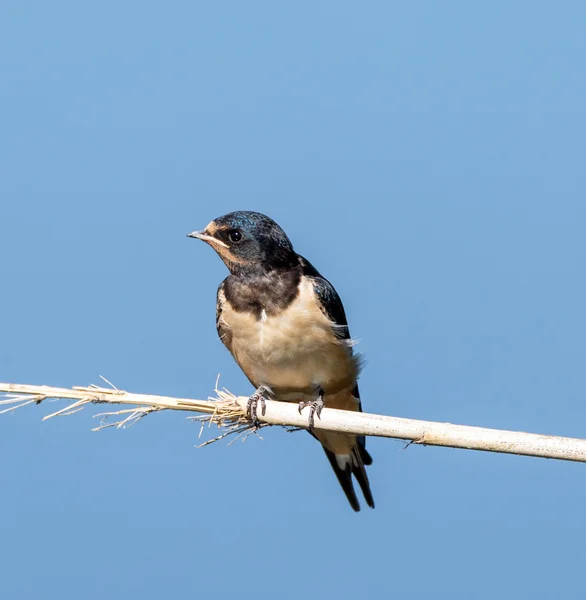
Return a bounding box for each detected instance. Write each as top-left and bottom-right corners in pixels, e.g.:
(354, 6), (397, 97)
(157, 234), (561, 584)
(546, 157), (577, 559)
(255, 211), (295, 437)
(1, 2), (585, 598)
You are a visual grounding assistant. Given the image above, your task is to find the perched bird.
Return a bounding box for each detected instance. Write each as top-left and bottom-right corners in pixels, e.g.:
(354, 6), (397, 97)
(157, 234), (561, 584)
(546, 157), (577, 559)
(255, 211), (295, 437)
(188, 211), (374, 511)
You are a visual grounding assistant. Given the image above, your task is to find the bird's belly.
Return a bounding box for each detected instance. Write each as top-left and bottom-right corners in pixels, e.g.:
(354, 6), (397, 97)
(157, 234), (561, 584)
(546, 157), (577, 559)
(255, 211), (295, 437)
(226, 307), (358, 395)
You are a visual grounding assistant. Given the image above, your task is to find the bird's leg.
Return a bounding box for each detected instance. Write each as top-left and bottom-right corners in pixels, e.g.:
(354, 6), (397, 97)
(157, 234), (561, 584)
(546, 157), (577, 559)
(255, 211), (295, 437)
(246, 385), (270, 423)
(298, 387), (325, 432)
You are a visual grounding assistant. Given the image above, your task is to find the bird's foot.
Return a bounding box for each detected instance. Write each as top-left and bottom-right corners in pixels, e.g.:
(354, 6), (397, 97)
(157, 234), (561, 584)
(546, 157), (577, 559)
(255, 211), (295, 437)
(298, 394), (325, 432)
(246, 386), (269, 423)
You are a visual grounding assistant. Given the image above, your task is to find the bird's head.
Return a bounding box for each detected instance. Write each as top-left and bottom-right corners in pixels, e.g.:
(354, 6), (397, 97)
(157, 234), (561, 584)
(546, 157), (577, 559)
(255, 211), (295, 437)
(188, 211), (297, 274)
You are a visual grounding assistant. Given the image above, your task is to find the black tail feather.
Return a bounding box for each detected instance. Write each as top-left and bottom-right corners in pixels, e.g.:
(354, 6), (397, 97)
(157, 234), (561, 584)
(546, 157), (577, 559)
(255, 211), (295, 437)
(351, 446), (375, 509)
(322, 447), (361, 512)
(357, 436), (373, 465)
(322, 444), (375, 512)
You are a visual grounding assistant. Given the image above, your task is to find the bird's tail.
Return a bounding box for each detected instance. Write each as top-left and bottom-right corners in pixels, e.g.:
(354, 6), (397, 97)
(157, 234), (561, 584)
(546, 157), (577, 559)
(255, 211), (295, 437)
(320, 434), (375, 512)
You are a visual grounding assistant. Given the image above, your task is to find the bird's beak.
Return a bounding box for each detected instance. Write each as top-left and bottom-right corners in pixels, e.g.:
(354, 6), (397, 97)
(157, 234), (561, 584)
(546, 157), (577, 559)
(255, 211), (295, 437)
(187, 229), (229, 248)
(187, 229), (208, 241)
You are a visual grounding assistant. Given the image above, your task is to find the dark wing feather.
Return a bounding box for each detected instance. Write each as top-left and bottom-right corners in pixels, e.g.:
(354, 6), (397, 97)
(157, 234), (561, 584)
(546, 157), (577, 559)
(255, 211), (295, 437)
(298, 255), (350, 340)
(215, 279), (232, 351)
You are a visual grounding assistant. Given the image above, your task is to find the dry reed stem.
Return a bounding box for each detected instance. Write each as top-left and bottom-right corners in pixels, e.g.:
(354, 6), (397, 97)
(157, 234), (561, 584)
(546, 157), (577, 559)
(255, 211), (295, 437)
(2, 380), (586, 464)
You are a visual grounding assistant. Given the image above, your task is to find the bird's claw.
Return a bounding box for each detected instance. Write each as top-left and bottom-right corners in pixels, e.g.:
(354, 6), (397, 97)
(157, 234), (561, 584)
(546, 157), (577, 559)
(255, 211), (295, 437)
(298, 396), (325, 432)
(247, 386), (268, 423)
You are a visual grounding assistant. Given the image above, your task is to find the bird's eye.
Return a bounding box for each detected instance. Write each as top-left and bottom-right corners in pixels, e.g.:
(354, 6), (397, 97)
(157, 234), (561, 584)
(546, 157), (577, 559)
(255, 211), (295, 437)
(228, 230), (242, 243)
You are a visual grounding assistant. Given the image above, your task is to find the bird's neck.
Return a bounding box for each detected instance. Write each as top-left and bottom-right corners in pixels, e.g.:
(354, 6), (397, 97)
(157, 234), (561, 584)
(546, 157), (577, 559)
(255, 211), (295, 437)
(228, 253), (299, 277)
(224, 263), (302, 318)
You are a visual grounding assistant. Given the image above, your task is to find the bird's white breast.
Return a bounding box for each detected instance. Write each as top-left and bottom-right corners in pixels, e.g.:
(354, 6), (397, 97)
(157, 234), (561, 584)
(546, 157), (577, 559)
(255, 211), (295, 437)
(219, 278), (359, 396)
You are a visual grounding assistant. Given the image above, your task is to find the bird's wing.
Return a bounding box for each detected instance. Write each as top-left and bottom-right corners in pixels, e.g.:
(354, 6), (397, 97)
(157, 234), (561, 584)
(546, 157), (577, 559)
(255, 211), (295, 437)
(215, 278), (233, 351)
(298, 255), (374, 511)
(298, 255), (349, 338)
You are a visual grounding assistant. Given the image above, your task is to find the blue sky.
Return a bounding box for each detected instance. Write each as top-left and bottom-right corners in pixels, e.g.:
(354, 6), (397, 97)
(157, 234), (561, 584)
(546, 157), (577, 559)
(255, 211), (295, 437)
(1, 2), (586, 598)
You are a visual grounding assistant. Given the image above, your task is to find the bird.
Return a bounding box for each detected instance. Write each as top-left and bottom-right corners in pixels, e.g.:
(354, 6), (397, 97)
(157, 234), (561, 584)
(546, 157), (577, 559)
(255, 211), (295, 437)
(188, 211), (374, 511)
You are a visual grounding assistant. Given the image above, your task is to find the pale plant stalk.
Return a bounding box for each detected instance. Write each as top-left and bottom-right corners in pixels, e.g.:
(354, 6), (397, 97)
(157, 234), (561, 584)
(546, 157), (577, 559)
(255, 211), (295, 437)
(1, 380), (586, 463)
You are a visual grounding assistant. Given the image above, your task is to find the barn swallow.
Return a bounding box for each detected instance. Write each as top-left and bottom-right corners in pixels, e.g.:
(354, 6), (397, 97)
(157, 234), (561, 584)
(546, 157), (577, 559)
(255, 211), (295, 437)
(188, 211), (374, 511)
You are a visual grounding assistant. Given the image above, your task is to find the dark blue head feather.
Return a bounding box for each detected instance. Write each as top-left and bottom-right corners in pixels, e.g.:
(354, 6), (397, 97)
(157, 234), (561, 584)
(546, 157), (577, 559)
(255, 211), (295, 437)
(200, 211), (297, 273)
